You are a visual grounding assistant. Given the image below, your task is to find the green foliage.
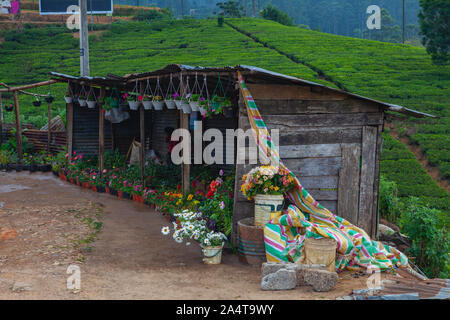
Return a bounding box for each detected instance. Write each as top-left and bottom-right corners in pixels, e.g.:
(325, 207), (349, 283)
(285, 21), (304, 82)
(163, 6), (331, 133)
(363, 8), (402, 43)
(216, 1), (244, 18)
(399, 197), (449, 278)
(104, 149), (126, 169)
(134, 8), (172, 21)
(379, 175), (401, 223)
(418, 0), (450, 65)
(260, 5), (294, 27)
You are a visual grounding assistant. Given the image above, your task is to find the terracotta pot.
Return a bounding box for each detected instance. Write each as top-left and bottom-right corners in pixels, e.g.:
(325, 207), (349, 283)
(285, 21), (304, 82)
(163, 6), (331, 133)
(105, 187), (110, 194)
(69, 178), (74, 184)
(91, 186), (97, 192)
(118, 191), (123, 198)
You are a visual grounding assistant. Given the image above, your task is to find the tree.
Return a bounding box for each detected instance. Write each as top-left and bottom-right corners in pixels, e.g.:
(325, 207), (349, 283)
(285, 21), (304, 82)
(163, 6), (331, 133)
(260, 4), (294, 26)
(418, 0), (449, 65)
(216, 1), (244, 18)
(364, 8), (402, 43)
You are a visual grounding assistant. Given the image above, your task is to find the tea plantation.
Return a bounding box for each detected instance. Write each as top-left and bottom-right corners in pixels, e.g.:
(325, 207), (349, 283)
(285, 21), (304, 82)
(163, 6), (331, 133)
(0, 18), (448, 215)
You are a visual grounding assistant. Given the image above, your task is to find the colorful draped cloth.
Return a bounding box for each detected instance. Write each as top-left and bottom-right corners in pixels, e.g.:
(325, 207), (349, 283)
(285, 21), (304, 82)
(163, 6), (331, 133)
(237, 71), (408, 272)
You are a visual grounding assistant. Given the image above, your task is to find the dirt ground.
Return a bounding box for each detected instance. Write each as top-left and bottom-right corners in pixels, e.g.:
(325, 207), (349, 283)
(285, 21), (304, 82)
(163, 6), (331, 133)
(1, 171), (395, 300)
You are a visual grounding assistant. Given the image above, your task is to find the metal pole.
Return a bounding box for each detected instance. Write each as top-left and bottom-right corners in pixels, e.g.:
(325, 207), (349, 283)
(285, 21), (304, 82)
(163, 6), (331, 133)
(79, 0), (90, 77)
(402, 0), (405, 44)
(90, 0), (93, 31)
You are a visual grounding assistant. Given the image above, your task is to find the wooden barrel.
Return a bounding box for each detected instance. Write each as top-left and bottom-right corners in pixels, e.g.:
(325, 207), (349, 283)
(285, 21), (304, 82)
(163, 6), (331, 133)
(237, 218), (266, 265)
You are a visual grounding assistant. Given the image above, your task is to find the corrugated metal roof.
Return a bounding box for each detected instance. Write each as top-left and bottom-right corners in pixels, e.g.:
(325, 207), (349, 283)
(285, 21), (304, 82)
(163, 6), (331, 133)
(49, 65), (436, 118)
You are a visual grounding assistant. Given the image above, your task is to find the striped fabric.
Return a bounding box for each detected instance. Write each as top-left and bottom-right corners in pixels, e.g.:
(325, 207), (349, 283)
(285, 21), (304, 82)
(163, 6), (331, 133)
(237, 72), (409, 272)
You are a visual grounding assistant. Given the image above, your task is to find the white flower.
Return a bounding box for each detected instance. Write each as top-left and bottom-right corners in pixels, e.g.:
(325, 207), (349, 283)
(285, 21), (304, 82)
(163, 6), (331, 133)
(204, 238), (211, 246)
(175, 236), (183, 243)
(186, 242), (191, 246)
(161, 226), (170, 235)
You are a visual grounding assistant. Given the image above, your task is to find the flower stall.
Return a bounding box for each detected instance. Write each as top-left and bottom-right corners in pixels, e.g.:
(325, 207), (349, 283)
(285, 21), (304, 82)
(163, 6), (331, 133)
(1, 64), (434, 268)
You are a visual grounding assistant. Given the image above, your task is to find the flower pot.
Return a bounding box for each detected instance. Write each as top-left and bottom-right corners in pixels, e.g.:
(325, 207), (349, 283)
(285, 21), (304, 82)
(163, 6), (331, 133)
(201, 244), (224, 265)
(128, 101), (140, 111)
(142, 101), (152, 110)
(69, 178), (74, 184)
(82, 182), (90, 189)
(164, 214), (171, 222)
(5, 164), (12, 172)
(153, 101), (164, 110)
(78, 99), (87, 107)
(181, 102), (191, 114)
(87, 100), (96, 109)
(45, 96), (54, 104)
(96, 186), (106, 193)
(254, 194), (284, 227)
(109, 188), (118, 197)
(91, 186), (97, 192)
(237, 218), (266, 265)
(119, 103), (128, 112)
(29, 165), (38, 173)
(174, 100), (182, 110)
(198, 106), (206, 115)
(123, 192), (132, 200)
(33, 101), (41, 107)
(165, 100), (176, 109)
(189, 101), (200, 112)
(14, 164), (24, 172)
(105, 187), (110, 194)
(38, 164), (51, 172)
(59, 172), (66, 181)
(64, 96), (73, 103)
(223, 106), (233, 118)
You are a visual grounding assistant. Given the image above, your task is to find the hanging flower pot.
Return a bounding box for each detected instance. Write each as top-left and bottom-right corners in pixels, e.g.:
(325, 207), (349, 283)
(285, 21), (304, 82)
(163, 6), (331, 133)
(128, 101), (140, 111)
(64, 96), (73, 103)
(79, 98), (87, 107)
(78, 86), (88, 107)
(181, 100), (191, 114)
(188, 94), (200, 112)
(164, 74), (178, 109)
(153, 99), (164, 110)
(33, 99), (42, 107)
(174, 98), (182, 110)
(45, 95), (54, 104)
(64, 85), (73, 103)
(5, 103), (14, 112)
(87, 100), (96, 109)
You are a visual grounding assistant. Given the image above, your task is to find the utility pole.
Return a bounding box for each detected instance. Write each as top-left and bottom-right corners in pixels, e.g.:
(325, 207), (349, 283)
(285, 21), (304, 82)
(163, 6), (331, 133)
(402, 0), (405, 44)
(90, 0), (93, 31)
(252, 0), (255, 17)
(79, 0), (90, 77)
(181, 0), (184, 18)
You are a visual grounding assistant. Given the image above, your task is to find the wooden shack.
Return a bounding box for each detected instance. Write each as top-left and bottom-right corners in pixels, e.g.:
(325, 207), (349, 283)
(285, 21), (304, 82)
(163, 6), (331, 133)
(50, 64), (432, 241)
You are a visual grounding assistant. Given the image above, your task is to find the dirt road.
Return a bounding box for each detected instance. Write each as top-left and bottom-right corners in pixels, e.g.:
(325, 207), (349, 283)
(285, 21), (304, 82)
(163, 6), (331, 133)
(0, 171), (374, 300)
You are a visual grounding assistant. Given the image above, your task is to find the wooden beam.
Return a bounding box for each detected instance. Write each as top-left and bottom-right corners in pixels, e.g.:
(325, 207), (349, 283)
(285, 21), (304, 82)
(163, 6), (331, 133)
(99, 87), (105, 175)
(181, 110), (190, 194)
(0, 80), (57, 93)
(13, 91), (23, 160)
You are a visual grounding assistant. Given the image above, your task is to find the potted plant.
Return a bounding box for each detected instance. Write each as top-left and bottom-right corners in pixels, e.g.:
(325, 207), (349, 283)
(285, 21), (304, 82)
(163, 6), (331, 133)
(222, 98), (233, 118)
(45, 95), (54, 104)
(188, 93), (200, 112)
(164, 94), (176, 109)
(162, 209), (227, 264)
(5, 103), (14, 112)
(27, 154), (38, 173)
(198, 97), (209, 115)
(241, 165), (296, 227)
(153, 95), (164, 110)
(64, 88), (73, 103)
(210, 95), (225, 115)
(86, 90), (96, 109)
(172, 92), (182, 110)
(180, 97), (191, 114)
(32, 97), (42, 107)
(128, 93), (140, 111)
(142, 94), (153, 110)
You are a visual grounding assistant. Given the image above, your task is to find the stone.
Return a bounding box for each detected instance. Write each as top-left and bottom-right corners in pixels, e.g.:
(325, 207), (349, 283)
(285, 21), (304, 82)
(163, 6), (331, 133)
(11, 282), (32, 292)
(296, 264), (327, 286)
(303, 269), (339, 292)
(261, 269), (297, 291)
(379, 224), (395, 237)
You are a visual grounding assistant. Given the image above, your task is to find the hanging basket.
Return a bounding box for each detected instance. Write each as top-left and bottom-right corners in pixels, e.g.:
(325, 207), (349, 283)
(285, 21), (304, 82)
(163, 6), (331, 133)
(78, 85), (88, 107)
(64, 96), (73, 103)
(174, 100), (182, 109)
(129, 101), (140, 110)
(87, 100), (96, 109)
(153, 100), (164, 110)
(45, 96), (54, 104)
(33, 100), (41, 107)
(165, 100), (176, 109)
(5, 104), (14, 112)
(142, 100), (152, 110)
(79, 99), (87, 107)
(181, 101), (191, 114)
(164, 74), (178, 109)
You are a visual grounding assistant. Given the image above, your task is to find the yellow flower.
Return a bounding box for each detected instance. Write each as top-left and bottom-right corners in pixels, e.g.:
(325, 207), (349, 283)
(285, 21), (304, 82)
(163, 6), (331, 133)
(274, 186), (279, 191)
(187, 194), (193, 201)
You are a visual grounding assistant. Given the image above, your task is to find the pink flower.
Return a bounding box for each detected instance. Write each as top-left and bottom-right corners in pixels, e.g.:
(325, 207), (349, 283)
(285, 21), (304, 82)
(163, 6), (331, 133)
(219, 169), (224, 176)
(219, 201), (225, 210)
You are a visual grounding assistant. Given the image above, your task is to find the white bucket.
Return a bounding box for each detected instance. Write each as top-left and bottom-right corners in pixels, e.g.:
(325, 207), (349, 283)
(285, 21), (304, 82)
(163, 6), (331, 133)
(87, 100), (96, 109)
(189, 101), (199, 112)
(153, 101), (164, 110)
(142, 101), (152, 110)
(165, 100), (176, 109)
(254, 194), (284, 227)
(202, 244), (224, 265)
(64, 96), (72, 103)
(181, 102), (191, 114)
(78, 99), (87, 107)
(129, 101), (140, 111)
(174, 100), (182, 110)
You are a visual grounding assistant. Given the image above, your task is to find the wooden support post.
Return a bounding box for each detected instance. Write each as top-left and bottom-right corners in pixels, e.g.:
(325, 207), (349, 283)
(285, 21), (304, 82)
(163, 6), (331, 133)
(13, 91), (23, 161)
(139, 82), (145, 186)
(66, 101), (73, 165)
(47, 101), (52, 153)
(181, 110), (190, 195)
(0, 94), (3, 146)
(99, 87), (105, 175)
